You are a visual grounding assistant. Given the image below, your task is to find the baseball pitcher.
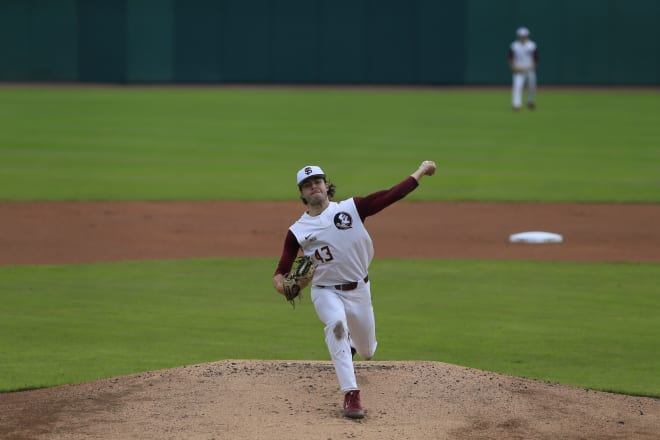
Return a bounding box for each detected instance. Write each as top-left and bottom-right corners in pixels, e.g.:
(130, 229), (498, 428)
(273, 161), (437, 419)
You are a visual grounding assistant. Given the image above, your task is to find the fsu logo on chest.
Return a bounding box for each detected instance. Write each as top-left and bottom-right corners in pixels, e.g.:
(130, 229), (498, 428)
(334, 212), (353, 230)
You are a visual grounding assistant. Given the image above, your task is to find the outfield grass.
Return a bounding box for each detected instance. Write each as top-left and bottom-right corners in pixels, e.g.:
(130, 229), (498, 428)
(1, 258), (659, 397)
(1, 87), (658, 202)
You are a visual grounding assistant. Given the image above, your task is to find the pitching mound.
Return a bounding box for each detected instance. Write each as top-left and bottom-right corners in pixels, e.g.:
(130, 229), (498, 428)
(2, 360), (659, 440)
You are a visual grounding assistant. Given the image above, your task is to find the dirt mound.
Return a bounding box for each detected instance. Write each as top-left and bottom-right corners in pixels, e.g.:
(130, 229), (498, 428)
(1, 360), (659, 440)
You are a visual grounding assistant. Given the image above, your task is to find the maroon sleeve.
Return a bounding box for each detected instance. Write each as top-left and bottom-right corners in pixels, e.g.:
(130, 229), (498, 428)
(534, 49), (539, 63)
(274, 230), (301, 276)
(354, 176), (419, 220)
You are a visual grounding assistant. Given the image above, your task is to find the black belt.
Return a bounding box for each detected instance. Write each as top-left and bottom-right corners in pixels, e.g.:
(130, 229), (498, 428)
(316, 275), (369, 291)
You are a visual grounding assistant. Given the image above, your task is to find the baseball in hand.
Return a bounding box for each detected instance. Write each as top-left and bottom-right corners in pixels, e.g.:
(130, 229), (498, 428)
(422, 160), (436, 176)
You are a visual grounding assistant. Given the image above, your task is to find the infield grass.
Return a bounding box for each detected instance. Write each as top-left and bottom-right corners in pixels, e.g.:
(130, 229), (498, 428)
(1, 86), (659, 202)
(1, 258), (659, 397)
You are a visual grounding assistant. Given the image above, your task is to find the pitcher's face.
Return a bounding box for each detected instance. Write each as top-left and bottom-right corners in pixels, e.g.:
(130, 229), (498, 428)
(300, 177), (328, 205)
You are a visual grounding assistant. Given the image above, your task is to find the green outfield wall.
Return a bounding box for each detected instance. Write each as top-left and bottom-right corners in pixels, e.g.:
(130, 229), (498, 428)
(1, 0), (658, 85)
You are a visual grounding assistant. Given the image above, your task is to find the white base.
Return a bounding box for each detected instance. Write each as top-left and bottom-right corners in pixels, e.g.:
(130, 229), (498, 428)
(509, 231), (563, 244)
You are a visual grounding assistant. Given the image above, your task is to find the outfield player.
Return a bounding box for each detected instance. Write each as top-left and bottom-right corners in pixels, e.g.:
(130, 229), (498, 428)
(509, 26), (538, 111)
(273, 160), (437, 419)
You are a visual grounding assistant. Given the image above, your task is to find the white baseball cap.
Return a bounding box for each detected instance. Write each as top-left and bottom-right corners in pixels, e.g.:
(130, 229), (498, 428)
(516, 27), (530, 37)
(296, 165), (325, 185)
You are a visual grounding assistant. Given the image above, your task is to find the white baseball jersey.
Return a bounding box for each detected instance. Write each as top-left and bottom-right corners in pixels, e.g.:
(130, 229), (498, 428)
(289, 198), (372, 286)
(510, 39), (537, 71)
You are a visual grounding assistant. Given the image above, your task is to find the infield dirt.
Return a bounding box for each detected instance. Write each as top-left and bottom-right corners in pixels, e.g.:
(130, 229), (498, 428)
(1, 201), (659, 439)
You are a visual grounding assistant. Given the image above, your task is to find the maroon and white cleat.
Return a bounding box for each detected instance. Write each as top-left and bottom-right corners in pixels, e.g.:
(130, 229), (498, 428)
(343, 390), (365, 419)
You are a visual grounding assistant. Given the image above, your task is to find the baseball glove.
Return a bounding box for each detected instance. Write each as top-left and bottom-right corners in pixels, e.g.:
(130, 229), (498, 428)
(282, 255), (316, 307)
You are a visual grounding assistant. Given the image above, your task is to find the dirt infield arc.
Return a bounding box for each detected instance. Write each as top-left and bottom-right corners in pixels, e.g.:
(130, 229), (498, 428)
(1, 200), (660, 440)
(1, 201), (660, 265)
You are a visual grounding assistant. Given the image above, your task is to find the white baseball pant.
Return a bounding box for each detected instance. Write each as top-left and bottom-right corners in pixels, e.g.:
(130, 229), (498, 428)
(311, 280), (377, 393)
(512, 69), (537, 108)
